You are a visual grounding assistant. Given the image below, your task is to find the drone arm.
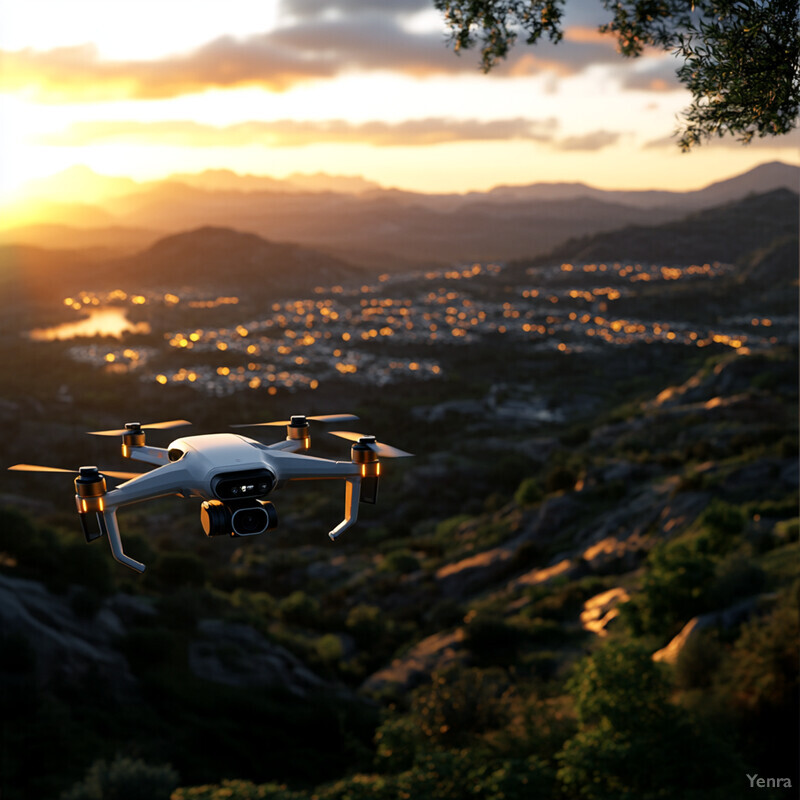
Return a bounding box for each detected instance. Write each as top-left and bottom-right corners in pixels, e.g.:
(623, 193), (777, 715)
(266, 440), (304, 452)
(101, 508), (145, 573)
(268, 450), (360, 481)
(105, 463), (197, 507)
(329, 476), (361, 541)
(126, 445), (171, 466)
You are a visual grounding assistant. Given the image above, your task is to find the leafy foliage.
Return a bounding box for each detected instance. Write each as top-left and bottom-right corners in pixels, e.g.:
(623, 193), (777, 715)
(557, 641), (740, 800)
(60, 756), (179, 800)
(434, 0), (800, 147)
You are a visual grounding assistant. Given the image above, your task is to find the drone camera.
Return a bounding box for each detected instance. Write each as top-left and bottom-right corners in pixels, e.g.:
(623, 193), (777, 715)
(74, 466), (108, 543)
(201, 499), (278, 537)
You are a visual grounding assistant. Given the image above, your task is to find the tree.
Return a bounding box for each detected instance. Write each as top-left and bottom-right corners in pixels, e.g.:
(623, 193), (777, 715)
(434, 0), (800, 149)
(557, 641), (740, 800)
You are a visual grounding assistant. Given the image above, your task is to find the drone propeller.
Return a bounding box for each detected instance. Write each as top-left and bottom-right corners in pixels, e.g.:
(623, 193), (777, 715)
(9, 464), (144, 481)
(328, 431), (413, 458)
(87, 420), (191, 437)
(231, 413), (359, 429)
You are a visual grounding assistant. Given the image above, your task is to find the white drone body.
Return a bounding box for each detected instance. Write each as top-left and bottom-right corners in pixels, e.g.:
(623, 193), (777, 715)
(10, 415), (411, 573)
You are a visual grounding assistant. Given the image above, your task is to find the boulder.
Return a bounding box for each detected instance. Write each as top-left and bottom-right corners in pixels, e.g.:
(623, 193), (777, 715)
(187, 619), (330, 697)
(580, 587), (630, 636)
(653, 594), (775, 664)
(0, 573), (137, 697)
(361, 628), (467, 694)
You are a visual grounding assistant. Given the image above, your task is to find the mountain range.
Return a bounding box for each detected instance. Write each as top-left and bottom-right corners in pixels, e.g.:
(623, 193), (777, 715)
(2, 161), (797, 269)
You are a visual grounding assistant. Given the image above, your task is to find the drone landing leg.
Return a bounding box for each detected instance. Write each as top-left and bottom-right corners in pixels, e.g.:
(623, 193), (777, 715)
(328, 476), (361, 541)
(101, 509), (146, 573)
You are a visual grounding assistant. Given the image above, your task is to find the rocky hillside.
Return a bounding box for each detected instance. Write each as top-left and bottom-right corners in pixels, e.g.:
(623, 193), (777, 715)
(2, 337), (797, 798)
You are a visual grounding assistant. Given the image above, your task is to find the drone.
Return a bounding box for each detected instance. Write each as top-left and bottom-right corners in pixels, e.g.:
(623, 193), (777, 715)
(9, 414), (411, 573)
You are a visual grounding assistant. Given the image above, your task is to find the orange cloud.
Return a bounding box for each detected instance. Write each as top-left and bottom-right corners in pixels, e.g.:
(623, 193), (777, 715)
(36, 117), (559, 147)
(0, 15), (628, 102)
(0, 38), (340, 101)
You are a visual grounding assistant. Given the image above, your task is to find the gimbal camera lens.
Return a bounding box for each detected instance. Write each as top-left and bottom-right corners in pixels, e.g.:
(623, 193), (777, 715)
(201, 499), (278, 537)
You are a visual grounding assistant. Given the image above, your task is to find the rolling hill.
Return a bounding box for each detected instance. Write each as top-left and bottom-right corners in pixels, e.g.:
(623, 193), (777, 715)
(2, 161), (797, 269)
(530, 188), (800, 269)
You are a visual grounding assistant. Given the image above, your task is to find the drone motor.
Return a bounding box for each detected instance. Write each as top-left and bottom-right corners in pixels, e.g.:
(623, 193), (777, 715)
(121, 422), (146, 457)
(350, 436), (381, 504)
(74, 466), (109, 543)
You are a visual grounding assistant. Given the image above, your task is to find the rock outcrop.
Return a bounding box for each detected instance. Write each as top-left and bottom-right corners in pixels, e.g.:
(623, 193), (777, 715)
(0, 573), (142, 697)
(361, 628), (467, 694)
(188, 619), (330, 697)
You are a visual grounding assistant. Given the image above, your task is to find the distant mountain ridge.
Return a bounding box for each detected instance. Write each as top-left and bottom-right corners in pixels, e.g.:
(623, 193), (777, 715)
(2, 161), (798, 269)
(532, 187), (800, 269)
(483, 161), (799, 210)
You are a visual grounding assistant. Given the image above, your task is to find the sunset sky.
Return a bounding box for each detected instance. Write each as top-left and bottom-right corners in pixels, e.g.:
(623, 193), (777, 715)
(1, 0), (798, 200)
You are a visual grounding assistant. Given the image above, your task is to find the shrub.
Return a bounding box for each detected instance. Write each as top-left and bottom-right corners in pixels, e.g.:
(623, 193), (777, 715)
(279, 590), (320, 627)
(705, 555), (765, 610)
(60, 756), (179, 800)
(514, 476), (543, 507)
(698, 500), (745, 554)
(621, 538), (716, 638)
(345, 604), (384, 645)
(378, 548), (420, 574)
(315, 633), (344, 664)
(558, 641), (740, 800)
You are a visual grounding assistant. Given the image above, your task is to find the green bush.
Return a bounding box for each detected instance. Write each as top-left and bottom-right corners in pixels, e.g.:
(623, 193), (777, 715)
(374, 665), (514, 765)
(706, 555), (765, 610)
(377, 548), (420, 574)
(558, 641), (740, 800)
(514, 476), (543, 507)
(61, 756), (178, 800)
(345, 604), (384, 645)
(716, 588), (800, 713)
(315, 633), (344, 664)
(774, 517), (799, 541)
(279, 590), (320, 627)
(622, 538), (716, 638)
(698, 500), (745, 554)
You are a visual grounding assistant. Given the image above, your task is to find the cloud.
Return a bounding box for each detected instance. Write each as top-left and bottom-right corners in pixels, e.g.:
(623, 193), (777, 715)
(280, 0), (430, 18)
(0, 11), (629, 102)
(555, 130), (622, 151)
(0, 38), (341, 100)
(620, 59), (683, 92)
(644, 125), (800, 150)
(36, 116), (560, 148)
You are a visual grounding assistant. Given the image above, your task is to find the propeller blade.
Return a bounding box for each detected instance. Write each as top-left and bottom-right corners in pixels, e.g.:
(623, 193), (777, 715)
(328, 431), (414, 458)
(8, 464), (144, 480)
(232, 413), (359, 429)
(87, 419), (191, 437)
(9, 463), (75, 474)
